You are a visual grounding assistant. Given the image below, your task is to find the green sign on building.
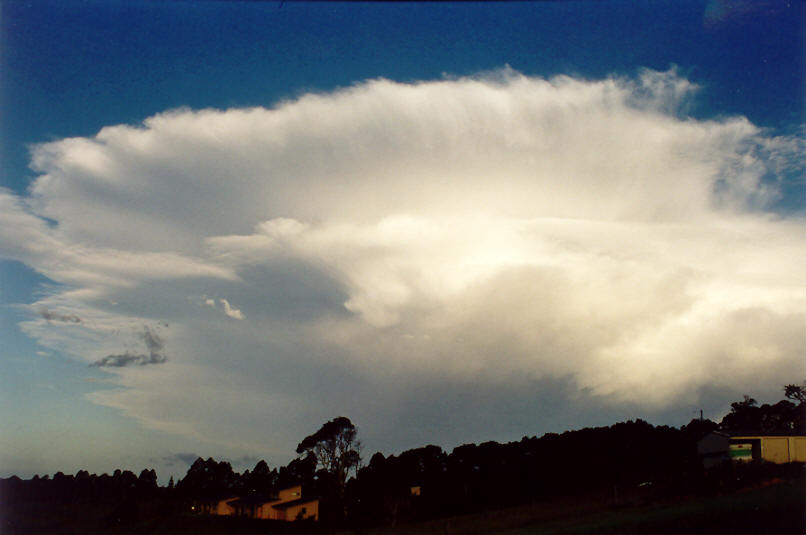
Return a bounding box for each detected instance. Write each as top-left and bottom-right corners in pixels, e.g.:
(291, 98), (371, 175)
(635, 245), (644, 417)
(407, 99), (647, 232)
(729, 443), (753, 460)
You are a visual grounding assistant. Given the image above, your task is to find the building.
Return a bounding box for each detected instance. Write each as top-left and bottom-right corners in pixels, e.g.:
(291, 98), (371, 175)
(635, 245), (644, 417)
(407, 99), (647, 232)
(697, 431), (731, 468)
(228, 485), (319, 521)
(193, 495), (238, 516)
(728, 434), (806, 464)
(697, 431), (806, 467)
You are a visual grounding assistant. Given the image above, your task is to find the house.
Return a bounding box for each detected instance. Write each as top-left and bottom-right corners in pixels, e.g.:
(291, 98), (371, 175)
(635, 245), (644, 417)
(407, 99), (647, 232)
(228, 485), (319, 521)
(697, 431), (806, 466)
(193, 494), (238, 515)
(696, 431), (731, 468)
(267, 494), (320, 521)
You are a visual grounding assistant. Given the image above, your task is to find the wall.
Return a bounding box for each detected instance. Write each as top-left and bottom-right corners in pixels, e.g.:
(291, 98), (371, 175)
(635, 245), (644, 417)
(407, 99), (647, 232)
(731, 436), (806, 463)
(282, 499), (319, 521)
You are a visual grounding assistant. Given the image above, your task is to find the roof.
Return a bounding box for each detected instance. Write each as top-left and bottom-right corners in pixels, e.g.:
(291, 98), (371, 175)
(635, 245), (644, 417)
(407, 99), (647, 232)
(702, 430), (730, 438)
(729, 433), (806, 438)
(725, 430), (806, 438)
(700, 429), (806, 439)
(697, 431), (731, 455)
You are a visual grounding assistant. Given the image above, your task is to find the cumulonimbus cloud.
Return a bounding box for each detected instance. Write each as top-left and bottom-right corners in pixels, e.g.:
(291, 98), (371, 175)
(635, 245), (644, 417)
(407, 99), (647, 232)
(2, 68), (805, 452)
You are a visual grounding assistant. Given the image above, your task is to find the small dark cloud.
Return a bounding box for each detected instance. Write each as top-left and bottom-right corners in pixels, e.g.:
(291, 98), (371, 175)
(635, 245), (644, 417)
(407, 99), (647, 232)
(38, 307), (81, 323)
(703, 0), (788, 28)
(90, 326), (167, 367)
(90, 351), (167, 367)
(140, 326), (164, 354)
(229, 455), (259, 467)
(163, 452), (200, 465)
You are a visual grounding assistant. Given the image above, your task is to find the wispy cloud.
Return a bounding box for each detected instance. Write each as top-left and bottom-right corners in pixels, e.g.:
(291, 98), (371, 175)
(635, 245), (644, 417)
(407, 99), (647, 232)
(704, 0), (790, 28)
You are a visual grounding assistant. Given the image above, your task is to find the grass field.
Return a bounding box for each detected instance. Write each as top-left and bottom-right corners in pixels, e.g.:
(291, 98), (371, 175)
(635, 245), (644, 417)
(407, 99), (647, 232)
(348, 477), (805, 535)
(494, 478), (806, 535)
(4, 477), (804, 534)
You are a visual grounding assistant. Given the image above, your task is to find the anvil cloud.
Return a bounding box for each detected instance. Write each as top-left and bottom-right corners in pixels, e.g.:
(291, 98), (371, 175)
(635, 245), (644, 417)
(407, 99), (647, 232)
(2, 69), (804, 456)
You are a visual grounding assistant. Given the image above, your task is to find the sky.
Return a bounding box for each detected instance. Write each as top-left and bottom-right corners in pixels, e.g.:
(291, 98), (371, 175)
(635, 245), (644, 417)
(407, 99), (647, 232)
(1, 0), (804, 483)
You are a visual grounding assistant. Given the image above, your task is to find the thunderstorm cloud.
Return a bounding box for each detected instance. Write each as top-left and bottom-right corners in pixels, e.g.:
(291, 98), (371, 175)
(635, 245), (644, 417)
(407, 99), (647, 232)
(1, 68), (805, 455)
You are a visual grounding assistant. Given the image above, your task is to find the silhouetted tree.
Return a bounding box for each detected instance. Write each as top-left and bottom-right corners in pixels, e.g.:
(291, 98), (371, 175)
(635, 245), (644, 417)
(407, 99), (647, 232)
(238, 459), (277, 494)
(720, 395), (760, 431)
(784, 381), (806, 404)
(277, 453), (317, 489)
(681, 417), (718, 439)
(134, 468), (158, 499)
(296, 416), (361, 499)
(177, 457), (238, 497)
(720, 392), (805, 434)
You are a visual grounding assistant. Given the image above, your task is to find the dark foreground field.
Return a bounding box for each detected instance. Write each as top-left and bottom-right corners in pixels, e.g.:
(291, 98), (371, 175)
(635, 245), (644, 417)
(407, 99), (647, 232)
(3, 477), (804, 535)
(496, 478), (806, 535)
(349, 476), (805, 535)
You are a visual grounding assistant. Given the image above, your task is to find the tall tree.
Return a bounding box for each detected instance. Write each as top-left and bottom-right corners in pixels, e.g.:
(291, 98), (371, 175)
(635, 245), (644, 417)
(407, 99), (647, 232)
(296, 416), (361, 497)
(241, 460), (277, 494)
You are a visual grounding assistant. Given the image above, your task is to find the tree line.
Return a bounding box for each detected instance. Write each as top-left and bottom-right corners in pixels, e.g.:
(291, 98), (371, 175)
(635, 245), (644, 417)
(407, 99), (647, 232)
(2, 384), (804, 528)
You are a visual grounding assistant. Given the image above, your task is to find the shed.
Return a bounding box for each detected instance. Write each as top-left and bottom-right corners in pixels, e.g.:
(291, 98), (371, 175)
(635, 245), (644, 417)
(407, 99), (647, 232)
(697, 431), (806, 466)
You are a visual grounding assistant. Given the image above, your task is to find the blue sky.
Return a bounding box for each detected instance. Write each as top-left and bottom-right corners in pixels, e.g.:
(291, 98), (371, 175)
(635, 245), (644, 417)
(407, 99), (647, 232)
(1, 0), (804, 483)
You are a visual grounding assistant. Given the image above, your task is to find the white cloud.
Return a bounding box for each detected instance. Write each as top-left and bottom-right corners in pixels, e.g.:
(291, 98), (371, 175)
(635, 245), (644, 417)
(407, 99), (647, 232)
(196, 295), (244, 319)
(219, 299), (244, 320)
(2, 69), (805, 456)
